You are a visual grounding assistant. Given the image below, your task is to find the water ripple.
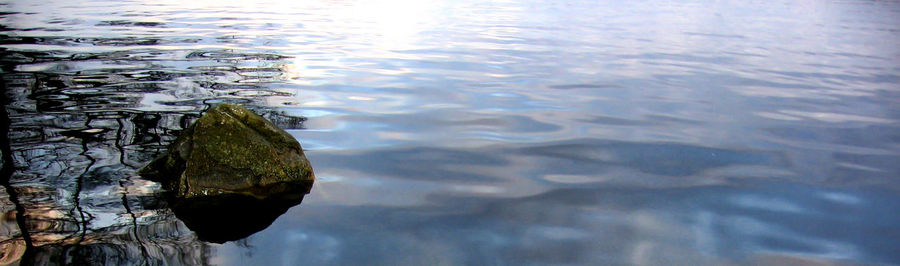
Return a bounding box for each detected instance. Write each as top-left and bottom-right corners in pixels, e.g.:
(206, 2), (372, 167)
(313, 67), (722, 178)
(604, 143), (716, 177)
(2, 0), (900, 264)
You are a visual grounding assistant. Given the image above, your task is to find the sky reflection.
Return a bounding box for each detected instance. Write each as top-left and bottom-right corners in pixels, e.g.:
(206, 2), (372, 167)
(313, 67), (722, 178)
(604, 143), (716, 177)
(215, 181), (900, 265)
(2, 0), (900, 264)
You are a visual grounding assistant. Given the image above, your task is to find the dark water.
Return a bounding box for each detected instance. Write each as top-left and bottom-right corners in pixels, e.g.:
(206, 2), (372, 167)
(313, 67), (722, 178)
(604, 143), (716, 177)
(2, 0), (900, 264)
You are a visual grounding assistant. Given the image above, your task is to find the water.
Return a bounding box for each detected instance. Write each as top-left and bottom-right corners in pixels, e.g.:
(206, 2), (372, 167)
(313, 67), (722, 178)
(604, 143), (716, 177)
(1, 0), (899, 264)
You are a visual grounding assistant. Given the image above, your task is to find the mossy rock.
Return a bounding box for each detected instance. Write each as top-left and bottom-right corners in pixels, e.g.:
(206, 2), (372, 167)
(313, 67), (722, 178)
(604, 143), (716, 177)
(139, 104), (314, 200)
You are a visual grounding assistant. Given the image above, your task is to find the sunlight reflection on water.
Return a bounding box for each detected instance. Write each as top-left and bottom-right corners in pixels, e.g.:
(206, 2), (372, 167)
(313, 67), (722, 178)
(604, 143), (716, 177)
(2, 0), (900, 264)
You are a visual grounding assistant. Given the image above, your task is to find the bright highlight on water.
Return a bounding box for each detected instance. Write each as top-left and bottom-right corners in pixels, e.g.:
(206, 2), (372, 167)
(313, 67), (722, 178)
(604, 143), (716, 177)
(1, 0), (899, 264)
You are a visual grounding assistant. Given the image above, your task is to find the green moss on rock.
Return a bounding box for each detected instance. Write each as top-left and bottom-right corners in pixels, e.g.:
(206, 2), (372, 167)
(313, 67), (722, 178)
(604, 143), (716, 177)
(139, 104), (314, 200)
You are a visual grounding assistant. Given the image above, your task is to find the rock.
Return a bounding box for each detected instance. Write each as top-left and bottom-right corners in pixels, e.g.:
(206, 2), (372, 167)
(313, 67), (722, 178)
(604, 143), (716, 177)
(138, 103), (314, 200)
(139, 103), (315, 242)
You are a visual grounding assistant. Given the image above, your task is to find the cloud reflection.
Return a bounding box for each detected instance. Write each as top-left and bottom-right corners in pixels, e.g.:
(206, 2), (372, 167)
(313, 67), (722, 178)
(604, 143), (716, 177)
(3, 0), (900, 264)
(221, 181), (900, 265)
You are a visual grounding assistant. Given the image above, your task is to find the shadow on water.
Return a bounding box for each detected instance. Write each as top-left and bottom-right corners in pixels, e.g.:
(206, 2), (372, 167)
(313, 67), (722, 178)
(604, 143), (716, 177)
(170, 181), (313, 244)
(0, 31), (310, 264)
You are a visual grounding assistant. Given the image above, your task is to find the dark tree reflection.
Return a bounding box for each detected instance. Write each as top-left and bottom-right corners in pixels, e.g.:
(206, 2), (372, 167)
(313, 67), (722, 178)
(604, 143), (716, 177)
(1, 39), (308, 264)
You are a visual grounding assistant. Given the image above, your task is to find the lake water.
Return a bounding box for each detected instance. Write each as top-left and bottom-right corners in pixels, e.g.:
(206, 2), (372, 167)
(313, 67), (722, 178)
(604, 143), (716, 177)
(2, 0), (900, 264)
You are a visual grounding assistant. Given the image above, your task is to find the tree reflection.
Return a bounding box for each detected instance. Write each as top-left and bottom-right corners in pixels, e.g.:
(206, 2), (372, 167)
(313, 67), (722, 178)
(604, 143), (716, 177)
(0, 42), (309, 264)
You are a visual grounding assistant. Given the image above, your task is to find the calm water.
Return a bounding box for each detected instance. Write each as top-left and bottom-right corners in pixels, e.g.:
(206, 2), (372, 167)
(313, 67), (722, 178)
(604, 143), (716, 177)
(2, 0), (900, 264)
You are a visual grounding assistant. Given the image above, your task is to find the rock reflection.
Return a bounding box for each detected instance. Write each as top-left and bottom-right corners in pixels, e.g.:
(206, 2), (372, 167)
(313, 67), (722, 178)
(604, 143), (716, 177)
(171, 182), (312, 244)
(1, 42), (307, 264)
(139, 103), (315, 244)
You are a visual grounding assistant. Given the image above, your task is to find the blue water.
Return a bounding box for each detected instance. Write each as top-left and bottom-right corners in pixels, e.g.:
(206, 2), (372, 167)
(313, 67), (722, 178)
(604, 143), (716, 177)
(1, 0), (899, 264)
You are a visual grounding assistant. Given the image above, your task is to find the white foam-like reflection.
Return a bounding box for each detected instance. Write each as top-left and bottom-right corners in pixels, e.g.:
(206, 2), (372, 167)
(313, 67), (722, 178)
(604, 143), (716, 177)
(731, 194), (807, 213)
(779, 110), (895, 124)
(820, 192), (863, 205)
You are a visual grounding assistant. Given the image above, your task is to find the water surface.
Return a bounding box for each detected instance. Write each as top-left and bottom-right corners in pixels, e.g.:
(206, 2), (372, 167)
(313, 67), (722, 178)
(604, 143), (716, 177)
(2, 0), (900, 264)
